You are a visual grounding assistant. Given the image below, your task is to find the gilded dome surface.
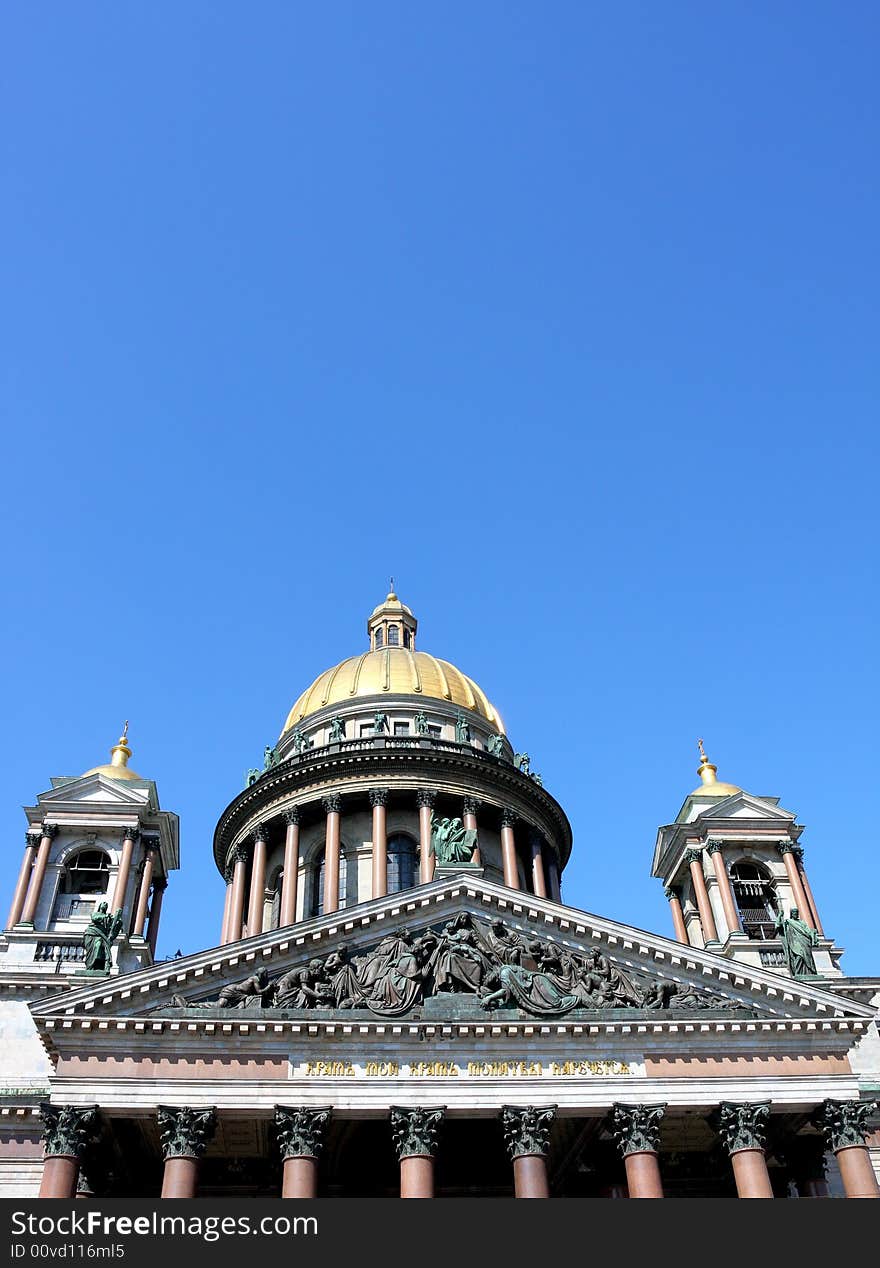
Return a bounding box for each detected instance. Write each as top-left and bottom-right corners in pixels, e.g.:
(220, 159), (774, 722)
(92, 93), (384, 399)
(82, 724), (144, 781)
(281, 648), (504, 734)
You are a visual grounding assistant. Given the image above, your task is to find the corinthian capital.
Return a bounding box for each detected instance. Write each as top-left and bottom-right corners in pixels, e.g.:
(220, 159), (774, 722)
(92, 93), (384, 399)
(321, 795), (343, 815)
(157, 1105), (217, 1160)
(274, 1106), (332, 1159)
(415, 790), (436, 810)
(39, 1103), (98, 1159)
(812, 1098), (879, 1152)
(715, 1101), (770, 1154)
(609, 1103), (666, 1157)
(369, 788), (390, 809)
(390, 1106), (444, 1159)
(683, 847), (703, 866)
(502, 1105), (556, 1158)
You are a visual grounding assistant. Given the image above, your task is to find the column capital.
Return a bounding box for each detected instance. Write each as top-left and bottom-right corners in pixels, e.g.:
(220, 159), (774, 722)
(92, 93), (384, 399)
(121, 825), (141, 845)
(663, 885), (680, 902)
(791, 844), (805, 862)
(415, 789), (436, 810)
(462, 796), (481, 816)
(25, 830), (41, 848)
(369, 788), (390, 809)
(157, 1105), (217, 1160)
(283, 806), (301, 827)
(390, 1106), (444, 1159)
(39, 1103), (98, 1159)
(683, 847), (703, 866)
(812, 1098), (879, 1152)
(501, 1104), (556, 1158)
(232, 843), (251, 866)
(41, 822), (59, 841)
(321, 794), (343, 815)
(609, 1103), (666, 1157)
(223, 860), (235, 885)
(252, 823), (269, 846)
(500, 808), (518, 829)
(705, 839), (724, 856)
(715, 1101), (771, 1154)
(142, 835), (160, 857)
(153, 875), (168, 894)
(776, 841), (798, 857)
(274, 1106), (331, 1159)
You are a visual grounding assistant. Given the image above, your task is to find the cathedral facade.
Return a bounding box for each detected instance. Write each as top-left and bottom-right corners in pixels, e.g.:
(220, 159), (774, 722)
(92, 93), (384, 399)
(1, 591), (878, 1199)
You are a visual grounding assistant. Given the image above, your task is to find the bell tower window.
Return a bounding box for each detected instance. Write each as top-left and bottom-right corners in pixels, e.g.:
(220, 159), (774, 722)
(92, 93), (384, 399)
(729, 862), (778, 940)
(375, 628), (384, 649)
(388, 625), (400, 646)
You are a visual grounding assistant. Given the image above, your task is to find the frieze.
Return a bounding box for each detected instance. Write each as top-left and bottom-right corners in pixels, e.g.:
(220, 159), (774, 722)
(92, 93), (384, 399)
(292, 1059), (637, 1079)
(166, 913), (746, 1022)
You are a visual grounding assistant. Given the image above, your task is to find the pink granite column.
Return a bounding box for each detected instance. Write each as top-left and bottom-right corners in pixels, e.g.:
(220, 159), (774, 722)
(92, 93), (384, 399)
(463, 798), (481, 865)
(610, 1104), (666, 1199)
(546, 855), (561, 902)
(706, 840), (741, 936)
(815, 1099), (880, 1199)
(275, 1106), (330, 1197)
(322, 796), (342, 914)
(220, 870), (233, 944)
(500, 810), (520, 890)
(157, 1106), (216, 1199)
(717, 1102), (773, 1198)
(146, 877), (166, 956)
(20, 823), (58, 925)
(794, 847), (824, 936)
(371, 789), (389, 899)
(417, 791), (436, 884)
(503, 1105), (556, 1198)
(132, 840), (157, 938)
(685, 847), (718, 943)
(7, 832), (40, 928)
(225, 847), (248, 943)
(111, 825), (140, 912)
(664, 886), (689, 944)
(246, 826), (268, 936)
(392, 1107), (443, 1198)
(38, 1105), (97, 1200)
(279, 808), (301, 926)
(530, 831), (548, 898)
(777, 843), (812, 925)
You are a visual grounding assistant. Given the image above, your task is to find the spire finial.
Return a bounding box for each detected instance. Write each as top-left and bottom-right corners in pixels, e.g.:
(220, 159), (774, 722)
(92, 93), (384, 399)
(696, 736), (718, 786)
(388, 575), (396, 598)
(110, 720), (132, 769)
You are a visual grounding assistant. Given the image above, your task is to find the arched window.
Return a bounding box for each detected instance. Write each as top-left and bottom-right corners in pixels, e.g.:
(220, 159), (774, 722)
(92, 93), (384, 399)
(387, 625), (400, 646)
(310, 848), (348, 917)
(387, 834), (417, 894)
(730, 861), (777, 940)
(61, 850), (110, 895)
(403, 629), (412, 649)
(375, 628), (384, 649)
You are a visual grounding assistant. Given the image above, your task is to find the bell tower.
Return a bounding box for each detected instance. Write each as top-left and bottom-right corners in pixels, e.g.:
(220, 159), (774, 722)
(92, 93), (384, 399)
(1, 725), (179, 982)
(651, 741), (843, 978)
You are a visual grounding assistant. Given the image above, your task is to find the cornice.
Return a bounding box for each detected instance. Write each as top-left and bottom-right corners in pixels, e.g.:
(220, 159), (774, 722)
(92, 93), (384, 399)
(212, 743), (572, 872)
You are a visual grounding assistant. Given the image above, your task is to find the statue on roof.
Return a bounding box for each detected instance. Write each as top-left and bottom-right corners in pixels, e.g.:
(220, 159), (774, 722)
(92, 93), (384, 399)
(82, 902), (123, 972)
(775, 908), (819, 977)
(328, 717), (346, 743)
(430, 815), (477, 865)
(413, 711), (430, 736)
(455, 712), (471, 744)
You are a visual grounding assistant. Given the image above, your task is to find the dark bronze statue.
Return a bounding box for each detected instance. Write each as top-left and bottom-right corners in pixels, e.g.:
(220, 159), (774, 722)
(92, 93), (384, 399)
(486, 733), (505, 758)
(430, 814), (477, 865)
(83, 902), (123, 972)
(454, 711), (470, 744)
(774, 907), (819, 977)
(413, 711), (430, 736)
(328, 717), (346, 742)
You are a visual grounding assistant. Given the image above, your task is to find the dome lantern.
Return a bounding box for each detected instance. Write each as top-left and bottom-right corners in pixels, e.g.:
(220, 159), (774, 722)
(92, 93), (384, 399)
(367, 581), (418, 652)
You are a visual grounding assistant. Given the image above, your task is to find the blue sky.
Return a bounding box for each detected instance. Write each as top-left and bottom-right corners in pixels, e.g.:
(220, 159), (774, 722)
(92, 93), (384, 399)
(2, 3), (877, 971)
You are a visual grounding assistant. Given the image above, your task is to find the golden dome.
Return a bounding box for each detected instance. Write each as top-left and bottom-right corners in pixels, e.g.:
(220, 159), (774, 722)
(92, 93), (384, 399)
(82, 722), (145, 782)
(689, 738), (739, 798)
(282, 648), (504, 734)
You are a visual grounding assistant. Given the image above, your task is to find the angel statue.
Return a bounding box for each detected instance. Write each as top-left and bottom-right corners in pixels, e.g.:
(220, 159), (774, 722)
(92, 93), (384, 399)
(430, 814), (477, 865)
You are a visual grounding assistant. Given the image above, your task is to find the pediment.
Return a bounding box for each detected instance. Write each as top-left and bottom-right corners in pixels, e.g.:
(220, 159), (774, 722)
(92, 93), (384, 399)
(31, 877), (871, 1029)
(691, 791), (796, 822)
(40, 774), (154, 808)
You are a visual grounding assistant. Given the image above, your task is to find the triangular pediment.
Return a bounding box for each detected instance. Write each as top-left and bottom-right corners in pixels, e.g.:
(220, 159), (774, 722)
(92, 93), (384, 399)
(683, 790), (796, 824)
(39, 773), (155, 809)
(31, 877), (871, 1030)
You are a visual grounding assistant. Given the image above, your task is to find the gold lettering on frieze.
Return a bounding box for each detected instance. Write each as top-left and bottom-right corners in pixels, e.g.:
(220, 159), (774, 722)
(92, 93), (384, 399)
(409, 1061), (460, 1078)
(365, 1061), (400, 1077)
(466, 1061), (544, 1077)
(298, 1058), (634, 1078)
(304, 1060), (356, 1077)
(548, 1060), (631, 1076)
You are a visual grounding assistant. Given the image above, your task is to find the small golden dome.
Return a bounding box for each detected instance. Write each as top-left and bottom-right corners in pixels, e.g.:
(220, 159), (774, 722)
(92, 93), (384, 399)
(282, 590), (504, 735)
(689, 738), (739, 798)
(82, 721), (145, 782)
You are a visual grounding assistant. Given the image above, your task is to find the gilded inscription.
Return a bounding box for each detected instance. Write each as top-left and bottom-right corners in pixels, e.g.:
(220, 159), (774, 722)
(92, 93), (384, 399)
(300, 1058), (634, 1078)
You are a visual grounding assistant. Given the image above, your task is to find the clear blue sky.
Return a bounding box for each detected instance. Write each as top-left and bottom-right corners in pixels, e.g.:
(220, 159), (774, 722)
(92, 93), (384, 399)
(2, 4), (878, 972)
